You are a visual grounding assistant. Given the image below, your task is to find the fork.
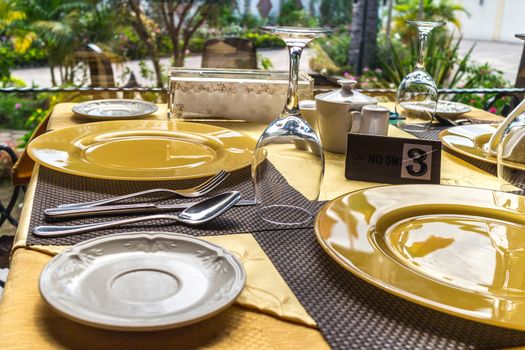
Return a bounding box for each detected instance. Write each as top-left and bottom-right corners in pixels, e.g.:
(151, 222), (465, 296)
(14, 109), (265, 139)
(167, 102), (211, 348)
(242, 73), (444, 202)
(434, 115), (471, 127)
(57, 170), (230, 209)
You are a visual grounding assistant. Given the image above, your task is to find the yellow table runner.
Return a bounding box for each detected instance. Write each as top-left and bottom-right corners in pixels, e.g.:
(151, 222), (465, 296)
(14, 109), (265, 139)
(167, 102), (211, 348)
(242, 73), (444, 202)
(1, 103), (505, 349)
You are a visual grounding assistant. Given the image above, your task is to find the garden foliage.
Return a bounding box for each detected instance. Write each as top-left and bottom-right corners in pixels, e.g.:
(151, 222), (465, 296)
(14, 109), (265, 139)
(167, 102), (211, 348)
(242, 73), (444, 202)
(0, 0), (514, 137)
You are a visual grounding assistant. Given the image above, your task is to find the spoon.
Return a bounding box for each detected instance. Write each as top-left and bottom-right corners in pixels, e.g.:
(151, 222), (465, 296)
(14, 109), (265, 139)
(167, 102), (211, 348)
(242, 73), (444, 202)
(33, 191), (241, 238)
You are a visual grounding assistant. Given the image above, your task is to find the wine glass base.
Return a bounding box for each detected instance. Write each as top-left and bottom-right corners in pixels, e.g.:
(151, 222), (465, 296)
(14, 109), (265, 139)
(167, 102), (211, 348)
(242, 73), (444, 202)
(257, 204), (313, 226)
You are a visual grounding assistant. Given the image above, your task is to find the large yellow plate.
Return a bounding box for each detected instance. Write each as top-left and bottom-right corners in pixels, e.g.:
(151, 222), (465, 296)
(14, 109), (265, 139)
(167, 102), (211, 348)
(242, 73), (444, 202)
(315, 185), (525, 330)
(439, 124), (498, 164)
(28, 120), (256, 180)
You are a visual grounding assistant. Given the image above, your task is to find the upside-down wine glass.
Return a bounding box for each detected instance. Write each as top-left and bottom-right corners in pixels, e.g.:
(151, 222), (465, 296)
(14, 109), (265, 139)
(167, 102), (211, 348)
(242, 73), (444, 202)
(396, 20), (445, 132)
(251, 26), (331, 225)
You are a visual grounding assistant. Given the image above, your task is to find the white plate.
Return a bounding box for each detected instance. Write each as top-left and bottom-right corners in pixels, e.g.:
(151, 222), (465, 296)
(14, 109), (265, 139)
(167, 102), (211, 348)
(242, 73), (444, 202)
(72, 99), (159, 119)
(403, 100), (472, 119)
(39, 232), (246, 331)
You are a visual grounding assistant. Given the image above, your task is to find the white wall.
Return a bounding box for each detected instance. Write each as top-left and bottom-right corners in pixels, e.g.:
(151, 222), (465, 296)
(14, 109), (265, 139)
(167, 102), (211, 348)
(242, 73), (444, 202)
(456, 0), (525, 42)
(242, 0), (524, 43)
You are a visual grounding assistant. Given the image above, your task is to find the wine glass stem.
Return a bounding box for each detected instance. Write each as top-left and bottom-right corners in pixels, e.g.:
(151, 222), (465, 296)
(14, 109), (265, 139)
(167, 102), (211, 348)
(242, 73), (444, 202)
(416, 30), (429, 70)
(284, 46), (303, 116)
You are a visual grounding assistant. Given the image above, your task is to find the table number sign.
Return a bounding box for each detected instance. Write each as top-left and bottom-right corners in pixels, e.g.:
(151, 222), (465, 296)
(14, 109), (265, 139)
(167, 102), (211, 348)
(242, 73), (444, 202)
(345, 134), (441, 184)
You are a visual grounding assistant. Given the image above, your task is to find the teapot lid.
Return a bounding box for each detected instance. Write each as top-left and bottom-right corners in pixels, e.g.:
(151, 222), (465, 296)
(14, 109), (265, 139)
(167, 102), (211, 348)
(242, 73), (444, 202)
(316, 79), (377, 105)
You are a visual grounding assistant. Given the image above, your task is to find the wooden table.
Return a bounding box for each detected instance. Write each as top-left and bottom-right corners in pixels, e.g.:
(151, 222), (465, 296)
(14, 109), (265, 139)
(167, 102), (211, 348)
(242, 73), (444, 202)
(0, 103), (508, 349)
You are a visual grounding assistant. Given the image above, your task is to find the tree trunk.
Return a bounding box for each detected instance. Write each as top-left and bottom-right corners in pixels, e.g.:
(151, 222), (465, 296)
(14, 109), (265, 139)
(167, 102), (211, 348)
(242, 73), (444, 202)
(151, 53), (163, 87)
(128, 0), (163, 87)
(348, 0), (378, 75)
(58, 65), (64, 85)
(173, 54), (184, 67)
(49, 64), (56, 86)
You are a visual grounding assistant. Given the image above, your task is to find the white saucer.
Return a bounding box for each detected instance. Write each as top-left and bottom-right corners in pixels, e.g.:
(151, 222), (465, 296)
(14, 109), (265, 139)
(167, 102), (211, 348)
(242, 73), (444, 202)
(39, 232), (246, 331)
(72, 99), (158, 119)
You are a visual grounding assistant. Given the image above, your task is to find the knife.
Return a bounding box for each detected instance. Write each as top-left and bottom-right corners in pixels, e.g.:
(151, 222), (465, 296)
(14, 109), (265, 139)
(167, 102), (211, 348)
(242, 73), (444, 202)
(44, 199), (257, 219)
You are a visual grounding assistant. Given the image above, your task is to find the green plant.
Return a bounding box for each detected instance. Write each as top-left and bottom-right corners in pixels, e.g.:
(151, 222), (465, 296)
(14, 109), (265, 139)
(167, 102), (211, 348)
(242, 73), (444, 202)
(240, 13), (265, 30)
(14, 0), (126, 86)
(451, 63), (511, 113)
(19, 105), (50, 148)
(309, 42), (342, 75)
(319, 0), (352, 27)
(241, 32), (285, 48)
(11, 45), (47, 67)
(188, 36), (206, 53)
(138, 60), (155, 84)
(277, 0), (318, 27)
(393, 0), (468, 41)
(375, 31), (473, 89)
(0, 42), (15, 80)
(317, 29), (351, 68)
(258, 56), (273, 70)
(0, 93), (44, 130)
(0, 0), (35, 80)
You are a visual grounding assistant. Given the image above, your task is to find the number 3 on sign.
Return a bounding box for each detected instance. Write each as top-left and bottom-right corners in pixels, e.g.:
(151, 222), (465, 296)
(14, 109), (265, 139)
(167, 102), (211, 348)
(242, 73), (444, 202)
(400, 143), (433, 181)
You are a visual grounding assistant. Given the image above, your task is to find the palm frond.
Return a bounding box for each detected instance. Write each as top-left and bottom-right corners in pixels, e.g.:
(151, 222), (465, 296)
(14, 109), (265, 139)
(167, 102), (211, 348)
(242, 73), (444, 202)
(33, 20), (74, 46)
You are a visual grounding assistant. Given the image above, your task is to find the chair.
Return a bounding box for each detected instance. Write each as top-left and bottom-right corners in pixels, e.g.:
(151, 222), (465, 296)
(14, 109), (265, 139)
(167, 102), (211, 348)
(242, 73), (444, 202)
(74, 43), (117, 88)
(74, 44), (139, 95)
(0, 146), (21, 293)
(201, 38), (257, 69)
(483, 92), (521, 117)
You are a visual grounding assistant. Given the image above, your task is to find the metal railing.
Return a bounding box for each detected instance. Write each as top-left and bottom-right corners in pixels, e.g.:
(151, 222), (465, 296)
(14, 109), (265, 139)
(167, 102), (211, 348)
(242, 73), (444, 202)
(0, 87), (166, 93)
(0, 86), (524, 94)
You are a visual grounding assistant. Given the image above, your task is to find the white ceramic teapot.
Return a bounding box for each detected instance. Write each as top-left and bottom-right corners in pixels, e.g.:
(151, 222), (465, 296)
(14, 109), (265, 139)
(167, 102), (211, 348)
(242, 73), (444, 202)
(299, 79), (378, 153)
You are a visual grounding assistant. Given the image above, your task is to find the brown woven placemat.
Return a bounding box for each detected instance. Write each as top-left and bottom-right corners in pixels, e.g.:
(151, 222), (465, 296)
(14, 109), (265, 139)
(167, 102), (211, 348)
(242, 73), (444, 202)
(254, 227), (525, 350)
(26, 163), (318, 246)
(25, 159), (525, 349)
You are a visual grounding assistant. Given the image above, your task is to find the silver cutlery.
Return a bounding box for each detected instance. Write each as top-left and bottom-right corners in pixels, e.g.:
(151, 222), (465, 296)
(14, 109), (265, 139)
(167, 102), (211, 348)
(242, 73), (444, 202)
(34, 191), (241, 237)
(44, 199), (257, 219)
(57, 170), (230, 209)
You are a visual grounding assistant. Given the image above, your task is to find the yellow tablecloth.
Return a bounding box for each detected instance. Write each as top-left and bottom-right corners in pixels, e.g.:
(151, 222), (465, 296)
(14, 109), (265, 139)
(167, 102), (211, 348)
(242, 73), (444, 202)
(0, 103), (507, 349)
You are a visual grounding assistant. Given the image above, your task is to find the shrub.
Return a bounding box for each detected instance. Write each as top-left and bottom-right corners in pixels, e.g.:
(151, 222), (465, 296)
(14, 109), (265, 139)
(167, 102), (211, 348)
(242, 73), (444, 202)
(188, 36), (206, 53)
(317, 29), (351, 68)
(0, 94), (43, 130)
(451, 62), (510, 112)
(277, 0), (319, 27)
(241, 32), (285, 48)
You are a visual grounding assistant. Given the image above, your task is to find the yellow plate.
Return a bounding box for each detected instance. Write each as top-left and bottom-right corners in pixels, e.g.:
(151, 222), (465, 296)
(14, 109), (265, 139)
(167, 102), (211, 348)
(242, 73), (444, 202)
(28, 120), (256, 180)
(439, 124), (497, 165)
(315, 185), (525, 330)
